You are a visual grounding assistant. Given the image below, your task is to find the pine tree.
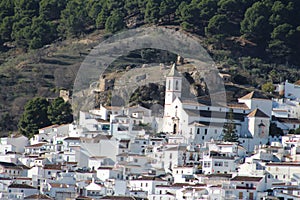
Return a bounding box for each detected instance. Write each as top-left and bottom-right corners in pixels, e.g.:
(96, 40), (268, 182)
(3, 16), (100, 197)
(18, 97), (51, 138)
(222, 108), (239, 143)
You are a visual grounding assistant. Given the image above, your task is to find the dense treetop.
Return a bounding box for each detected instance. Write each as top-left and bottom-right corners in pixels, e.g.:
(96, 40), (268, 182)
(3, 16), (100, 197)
(18, 97), (73, 138)
(0, 0), (300, 65)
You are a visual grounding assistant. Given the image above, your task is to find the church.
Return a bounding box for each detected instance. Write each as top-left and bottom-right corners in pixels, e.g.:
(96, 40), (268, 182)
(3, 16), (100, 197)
(162, 64), (272, 152)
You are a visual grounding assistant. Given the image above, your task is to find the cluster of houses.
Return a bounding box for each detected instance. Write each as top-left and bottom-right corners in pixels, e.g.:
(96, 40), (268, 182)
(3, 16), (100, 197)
(1, 65), (300, 199)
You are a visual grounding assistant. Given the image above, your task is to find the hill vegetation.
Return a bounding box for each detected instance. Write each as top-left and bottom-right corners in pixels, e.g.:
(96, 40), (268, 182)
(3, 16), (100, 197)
(1, 0), (300, 64)
(1, 0), (300, 135)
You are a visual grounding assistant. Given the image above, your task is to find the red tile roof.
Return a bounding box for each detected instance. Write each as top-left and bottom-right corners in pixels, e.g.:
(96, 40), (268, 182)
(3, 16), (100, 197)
(231, 176), (263, 182)
(247, 109), (269, 118)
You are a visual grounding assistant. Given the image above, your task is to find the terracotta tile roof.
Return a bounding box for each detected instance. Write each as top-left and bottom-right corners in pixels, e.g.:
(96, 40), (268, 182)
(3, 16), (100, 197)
(64, 137), (80, 141)
(231, 176), (263, 182)
(206, 174), (232, 178)
(266, 162), (300, 167)
(294, 80), (300, 85)
(39, 124), (59, 130)
(247, 109), (269, 118)
(43, 164), (62, 170)
(276, 117), (300, 124)
(0, 177), (12, 180)
(227, 103), (249, 110)
(0, 161), (17, 168)
(135, 176), (164, 181)
(8, 183), (36, 189)
(25, 142), (47, 148)
(239, 91), (268, 100)
(15, 177), (31, 180)
(97, 166), (113, 170)
(76, 196), (93, 200)
(171, 183), (197, 187)
(24, 194), (53, 199)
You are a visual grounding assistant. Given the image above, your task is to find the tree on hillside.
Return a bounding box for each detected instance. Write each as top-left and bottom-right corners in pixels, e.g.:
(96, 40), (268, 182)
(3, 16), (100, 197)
(177, 2), (200, 31)
(18, 97), (73, 138)
(262, 81), (274, 93)
(222, 108), (239, 143)
(18, 97), (51, 138)
(105, 10), (125, 33)
(267, 23), (297, 61)
(29, 16), (57, 49)
(0, 1), (14, 45)
(58, 0), (91, 37)
(198, 0), (218, 25)
(125, 0), (139, 15)
(47, 97), (73, 125)
(39, 0), (67, 21)
(87, 0), (103, 22)
(240, 1), (272, 42)
(96, 3), (109, 29)
(205, 14), (234, 41)
(144, 0), (160, 24)
(218, 0), (242, 21)
(159, 0), (181, 23)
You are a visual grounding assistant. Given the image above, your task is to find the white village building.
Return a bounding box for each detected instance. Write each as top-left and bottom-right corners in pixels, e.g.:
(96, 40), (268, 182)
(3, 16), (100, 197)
(161, 64), (272, 152)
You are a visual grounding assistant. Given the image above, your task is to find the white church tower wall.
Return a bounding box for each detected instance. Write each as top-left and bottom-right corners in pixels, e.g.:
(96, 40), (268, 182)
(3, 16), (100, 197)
(163, 64), (182, 133)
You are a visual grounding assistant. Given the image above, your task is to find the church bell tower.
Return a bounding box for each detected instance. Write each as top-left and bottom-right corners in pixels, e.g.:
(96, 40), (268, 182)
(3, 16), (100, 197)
(163, 63), (182, 133)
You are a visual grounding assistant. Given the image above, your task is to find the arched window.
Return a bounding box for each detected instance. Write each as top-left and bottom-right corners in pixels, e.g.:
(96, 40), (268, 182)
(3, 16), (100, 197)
(168, 80), (171, 90)
(175, 80), (179, 90)
(173, 124), (177, 134)
(197, 128), (200, 134)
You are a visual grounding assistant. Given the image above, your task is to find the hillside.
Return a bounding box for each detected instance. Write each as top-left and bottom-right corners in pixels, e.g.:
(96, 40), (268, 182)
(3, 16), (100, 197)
(1, 0), (300, 135)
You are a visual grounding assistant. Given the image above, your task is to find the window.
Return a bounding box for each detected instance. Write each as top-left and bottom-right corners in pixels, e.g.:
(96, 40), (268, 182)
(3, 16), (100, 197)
(214, 161), (223, 166)
(205, 129), (208, 135)
(197, 128), (200, 134)
(214, 129), (217, 134)
(169, 153), (172, 159)
(175, 81), (178, 90)
(168, 80), (171, 90)
(239, 192), (243, 199)
(134, 159), (138, 163)
(224, 162), (228, 167)
(204, 161), (211, 168)
(202, 136), (205, 140)
(48, 171), (51, 175)
(249, 192), (254, 200)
